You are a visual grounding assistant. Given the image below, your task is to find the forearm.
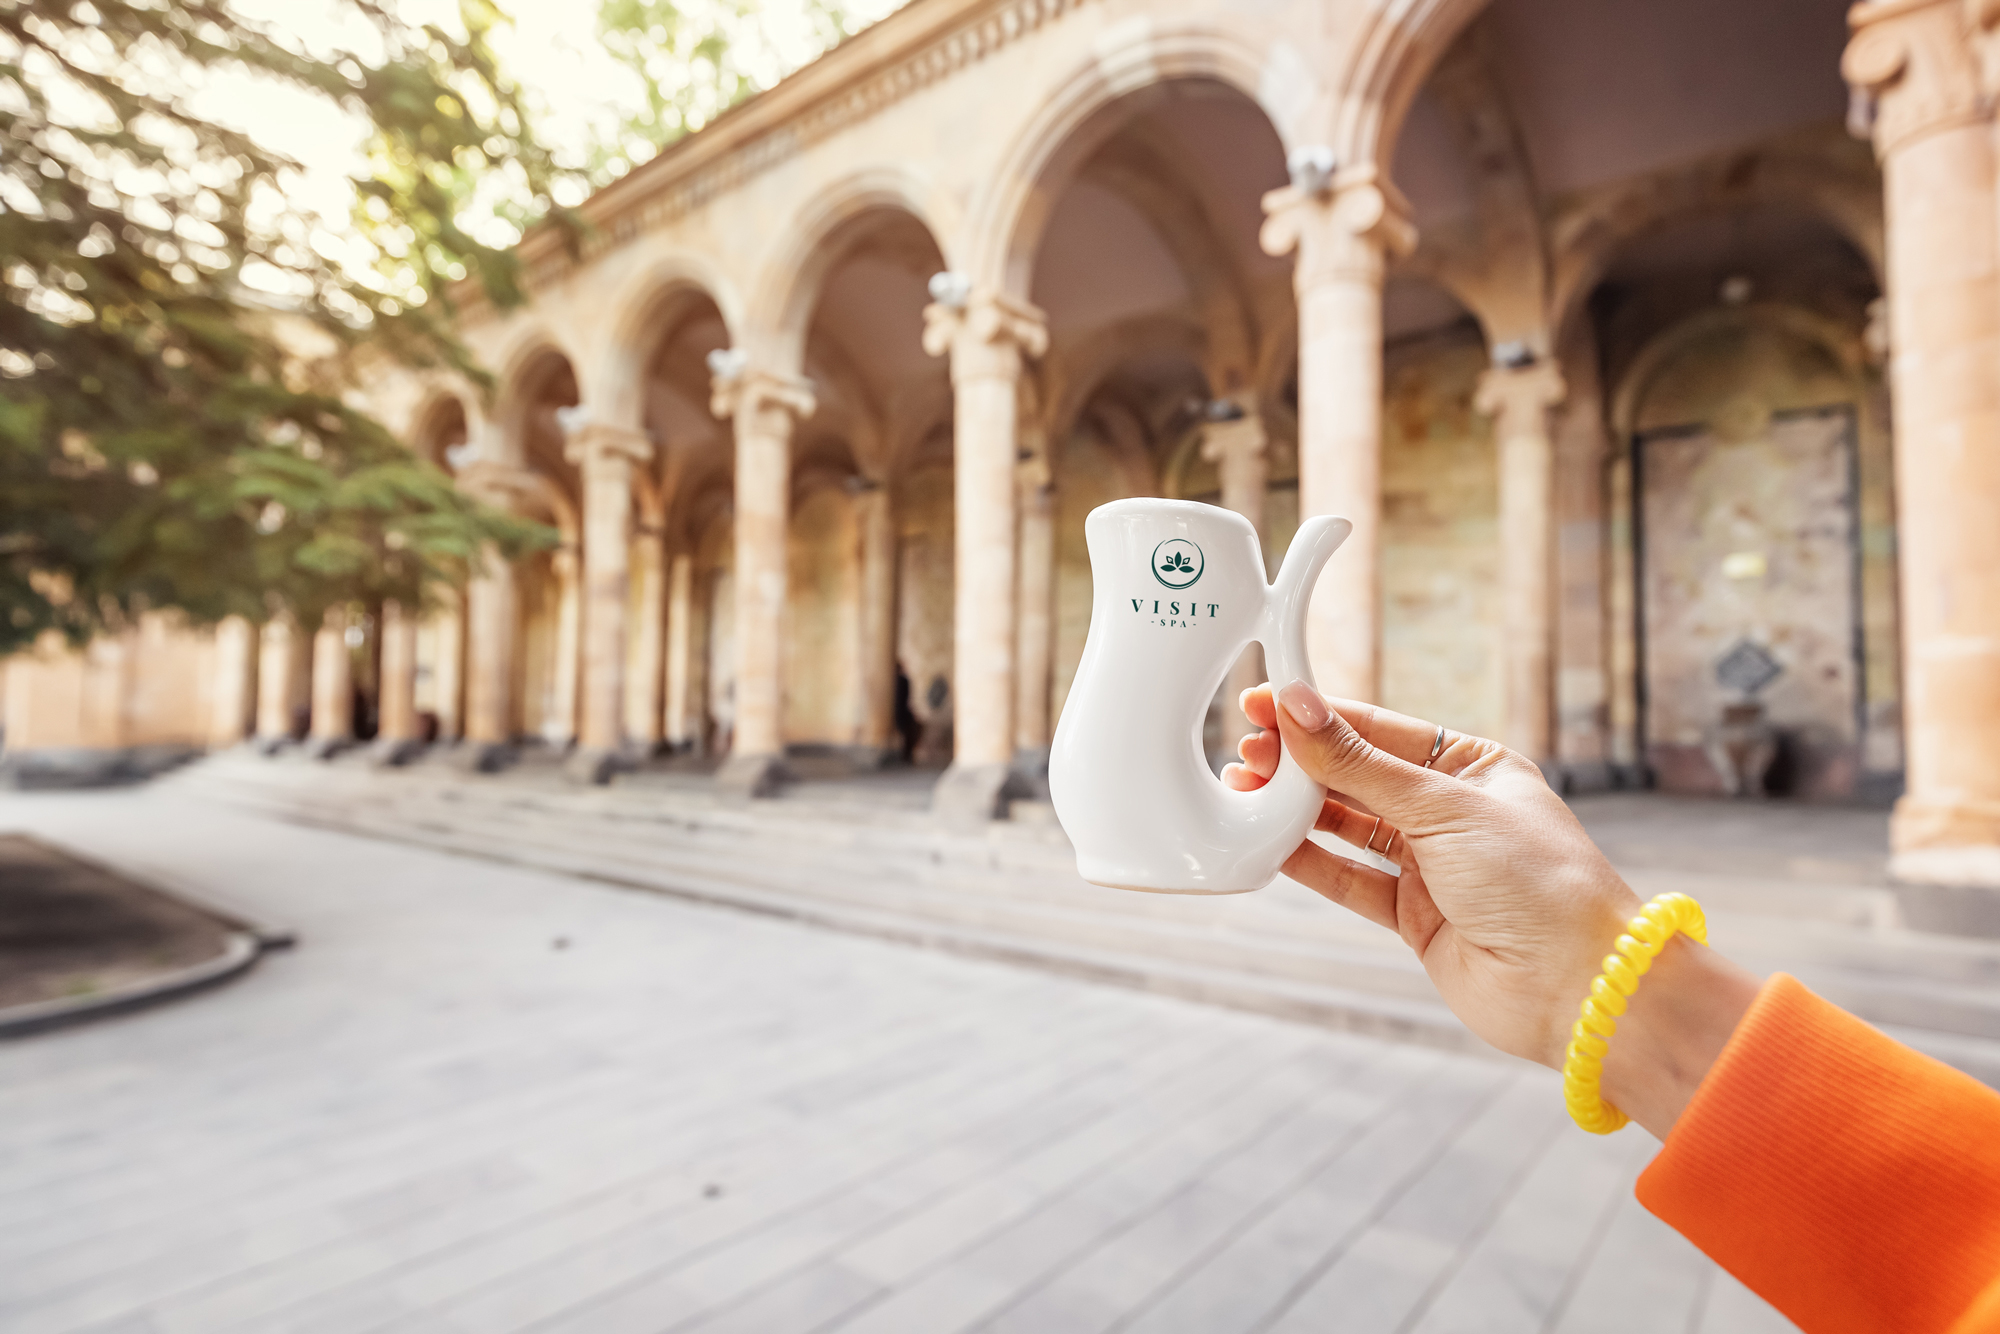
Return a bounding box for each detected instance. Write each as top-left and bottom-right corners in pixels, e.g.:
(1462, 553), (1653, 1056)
(1597, 935), (1761, 1139)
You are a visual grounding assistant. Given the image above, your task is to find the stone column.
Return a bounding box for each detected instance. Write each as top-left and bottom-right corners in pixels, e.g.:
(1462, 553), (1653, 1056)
(307, 607), (354, 758)
(1201, 399), (1271, 749)
(627, 518), (668, 758)
(430, 590), (464, 743)
(207, 615), (256, 749)
(710, 363), (816, 796)
(561, 419), (654, 783)
(855, 481), (900, 765)
(1012, 453), (1056, 777)
(1847, 0), (2000, 913)
(1552, 336), (1613, 789)
(1262, 170), (1416, 703)
(462, 544), (518, 771)
(546, 546), (582, 749)
(254, 615), (302, 748)
(922, 288), (1049, 821)
(664, 550), (696, 750)
(373, 599), (423, 765)
(1476, 360), (1567, 766)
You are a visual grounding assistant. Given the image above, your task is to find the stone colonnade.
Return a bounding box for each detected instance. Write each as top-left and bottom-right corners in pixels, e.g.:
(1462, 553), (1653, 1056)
(218, 0), (1998, 927)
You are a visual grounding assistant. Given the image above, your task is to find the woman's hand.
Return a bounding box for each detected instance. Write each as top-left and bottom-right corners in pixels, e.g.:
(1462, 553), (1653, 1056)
(1224, 680), (1759, 1137)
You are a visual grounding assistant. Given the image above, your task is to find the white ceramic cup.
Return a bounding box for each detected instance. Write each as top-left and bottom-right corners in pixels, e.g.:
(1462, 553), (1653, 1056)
(1049, 498), (1351, 893)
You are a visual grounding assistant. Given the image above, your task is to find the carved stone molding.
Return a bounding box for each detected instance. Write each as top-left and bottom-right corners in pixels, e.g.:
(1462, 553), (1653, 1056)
(518, 0), (1099, 291)
(1260, 168), (1418, 290)
(1845, 0), (1986, 157)
(922, 290), (1049, 383)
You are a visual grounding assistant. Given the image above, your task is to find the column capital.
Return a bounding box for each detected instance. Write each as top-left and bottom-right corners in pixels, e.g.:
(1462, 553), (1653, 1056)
(1474, 360), (1568, 431)
(1260, 168), (1417, 288)
(1199, 411), (1269, 467)
(1015, 451), (1053, 492)
(709, 366), (817, 432)
(1845, 0), (1986, 157)
(560, 419), (654, 471)
(922, 290), (1049, 383)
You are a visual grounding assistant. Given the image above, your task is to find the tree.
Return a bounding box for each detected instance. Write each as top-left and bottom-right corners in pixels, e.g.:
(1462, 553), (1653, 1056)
(0, 0), (571, 653)
(592, 0), (870, 178)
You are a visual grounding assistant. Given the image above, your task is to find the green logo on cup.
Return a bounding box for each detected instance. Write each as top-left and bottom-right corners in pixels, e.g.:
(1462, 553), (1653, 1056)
(1151, 538), (1203, 589)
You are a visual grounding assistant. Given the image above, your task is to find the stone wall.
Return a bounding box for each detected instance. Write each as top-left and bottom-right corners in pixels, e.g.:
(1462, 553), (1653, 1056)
(1051, 429), (1136, 725)
(1379, 329), (1503, 740)
(1, 616), (220, 781)
(515, 552), (561, 742)
(1623, 313), (1898, 794)
(895, 464), (954, 748)
(784, 485), (863, 745)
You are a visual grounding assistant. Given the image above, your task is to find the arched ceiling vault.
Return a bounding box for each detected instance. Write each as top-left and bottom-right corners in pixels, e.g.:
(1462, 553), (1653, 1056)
(1077, 133), (1258, 387)
(1397, 16), (1547, 351)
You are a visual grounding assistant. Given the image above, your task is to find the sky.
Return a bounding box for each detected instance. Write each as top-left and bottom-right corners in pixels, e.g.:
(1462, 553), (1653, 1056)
(193, 0), (905, 252)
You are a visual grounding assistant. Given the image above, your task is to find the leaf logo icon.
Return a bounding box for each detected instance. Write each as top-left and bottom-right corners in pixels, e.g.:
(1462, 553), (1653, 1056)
(1150, 539), (1203, 589)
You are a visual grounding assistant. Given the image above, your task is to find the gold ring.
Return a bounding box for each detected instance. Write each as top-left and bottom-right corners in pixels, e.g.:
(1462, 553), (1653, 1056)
(1366, 815), (1392, 855)
(1423, 726), (1447, 769)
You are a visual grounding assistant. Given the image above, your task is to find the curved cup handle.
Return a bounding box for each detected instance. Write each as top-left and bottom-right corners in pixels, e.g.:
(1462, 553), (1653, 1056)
(1229, 515), (1352, 823)
(1262, 515), (1351, 694)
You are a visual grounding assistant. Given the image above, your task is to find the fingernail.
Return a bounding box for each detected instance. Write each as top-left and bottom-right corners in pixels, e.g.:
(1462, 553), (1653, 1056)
(1278, 679), (1331, 732)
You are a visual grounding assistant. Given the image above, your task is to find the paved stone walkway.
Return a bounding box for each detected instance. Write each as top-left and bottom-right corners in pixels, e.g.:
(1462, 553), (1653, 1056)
(0, 788), (1797, 1334)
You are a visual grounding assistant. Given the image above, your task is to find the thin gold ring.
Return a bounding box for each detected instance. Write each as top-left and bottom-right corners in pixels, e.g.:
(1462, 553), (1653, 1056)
(1423, 726), (1448, 769)
(1366, 815), (1394, 855)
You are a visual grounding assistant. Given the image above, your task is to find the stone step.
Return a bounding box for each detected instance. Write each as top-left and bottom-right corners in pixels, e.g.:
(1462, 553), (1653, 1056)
(177, 757), (2000, 1082)
(201, 771), (1443, 1003)
(189, 765), (1478, 1055)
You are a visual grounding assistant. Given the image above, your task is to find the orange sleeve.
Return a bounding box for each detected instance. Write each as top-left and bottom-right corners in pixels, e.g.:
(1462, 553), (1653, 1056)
(1636, 973), (2000, 1334)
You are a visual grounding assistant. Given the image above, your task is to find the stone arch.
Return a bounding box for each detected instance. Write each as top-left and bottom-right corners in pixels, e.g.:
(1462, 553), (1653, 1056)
(1394, 16), (1550, 351)
(965, 23), (1287, 298)
(492, 329), (583, 469)
(1549, 154), (1886, 351)
(406, 385), (475, 471)
(749, 167), (956, 374)
(1042, 313), (1207, 448)
(1609, 303), (1869, 439)
(591, 253), (743, 430)
(1329, 0), (1491, 180)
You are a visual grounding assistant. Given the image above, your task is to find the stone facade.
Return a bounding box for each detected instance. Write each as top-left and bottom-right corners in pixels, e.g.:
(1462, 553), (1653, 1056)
(11, 0), (2000, 894)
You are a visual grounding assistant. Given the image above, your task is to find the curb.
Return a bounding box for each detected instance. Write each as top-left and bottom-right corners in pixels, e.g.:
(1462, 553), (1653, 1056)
(0, 930), (273, 1039)
(0, 838), (296, 1040)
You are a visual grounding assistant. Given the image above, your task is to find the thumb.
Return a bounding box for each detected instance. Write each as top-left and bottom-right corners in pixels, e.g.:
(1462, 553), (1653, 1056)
(1273, 679), (1450, 826)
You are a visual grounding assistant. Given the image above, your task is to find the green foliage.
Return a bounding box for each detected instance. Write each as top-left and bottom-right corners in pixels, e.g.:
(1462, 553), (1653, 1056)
(0, 0), (565, 652)
(593, 0), (862, 176)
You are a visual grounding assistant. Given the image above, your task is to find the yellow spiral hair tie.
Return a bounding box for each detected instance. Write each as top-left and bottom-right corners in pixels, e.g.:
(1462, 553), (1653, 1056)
(1562, 891), (1708, 1134)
